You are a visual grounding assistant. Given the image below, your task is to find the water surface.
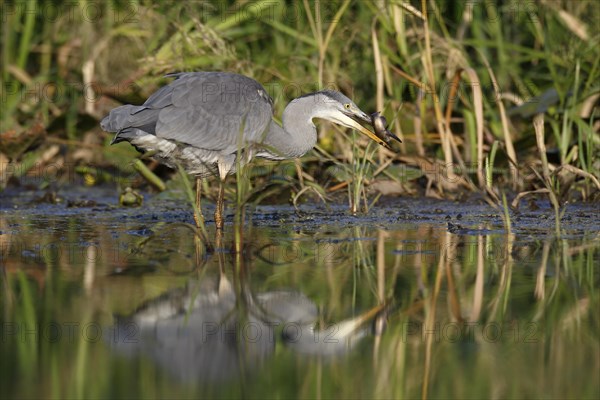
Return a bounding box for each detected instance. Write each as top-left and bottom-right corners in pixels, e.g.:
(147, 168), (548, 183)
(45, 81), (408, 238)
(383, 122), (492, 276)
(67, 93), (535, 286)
(1, 190), (599, 399)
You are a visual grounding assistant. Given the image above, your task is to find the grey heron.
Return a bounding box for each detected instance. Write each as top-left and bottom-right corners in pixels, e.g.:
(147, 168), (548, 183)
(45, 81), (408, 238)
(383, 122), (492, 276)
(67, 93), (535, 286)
(101, 71), (393, 230)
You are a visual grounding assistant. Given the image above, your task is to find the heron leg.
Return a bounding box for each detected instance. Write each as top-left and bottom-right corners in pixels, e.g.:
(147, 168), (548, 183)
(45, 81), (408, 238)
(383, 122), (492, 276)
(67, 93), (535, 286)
(193, 177), (205, 229)
(215, 179), (225, 230)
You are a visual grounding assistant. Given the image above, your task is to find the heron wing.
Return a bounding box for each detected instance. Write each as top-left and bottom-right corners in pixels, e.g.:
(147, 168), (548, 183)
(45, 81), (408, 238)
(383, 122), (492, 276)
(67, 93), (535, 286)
(153, 72), (274, 152)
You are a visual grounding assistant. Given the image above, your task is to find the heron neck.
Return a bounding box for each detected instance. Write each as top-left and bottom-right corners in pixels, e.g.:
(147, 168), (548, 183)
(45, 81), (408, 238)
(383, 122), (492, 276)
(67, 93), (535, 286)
(262, 98), (318, 159)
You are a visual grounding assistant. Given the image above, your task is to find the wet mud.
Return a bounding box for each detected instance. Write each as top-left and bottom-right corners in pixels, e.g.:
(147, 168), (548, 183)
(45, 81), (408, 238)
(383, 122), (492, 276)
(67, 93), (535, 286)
(1, 186), (598, 238)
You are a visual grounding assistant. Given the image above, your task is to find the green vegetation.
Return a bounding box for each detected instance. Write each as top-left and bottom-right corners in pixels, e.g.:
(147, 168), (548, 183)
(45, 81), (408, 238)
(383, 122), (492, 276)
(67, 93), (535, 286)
(2, 3), (599, 398)
(1, 207), (598, 399)
(1, 1), (599, 212)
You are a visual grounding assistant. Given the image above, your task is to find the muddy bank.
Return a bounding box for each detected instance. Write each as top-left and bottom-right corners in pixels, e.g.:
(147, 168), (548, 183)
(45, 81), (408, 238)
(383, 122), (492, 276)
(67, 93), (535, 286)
(1, 186), (598, 238)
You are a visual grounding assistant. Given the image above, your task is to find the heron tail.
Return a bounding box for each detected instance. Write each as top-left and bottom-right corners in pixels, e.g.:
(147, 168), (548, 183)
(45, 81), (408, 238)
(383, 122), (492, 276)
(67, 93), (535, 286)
(101, 104), (161, 145)
(100, 105), (140, 132)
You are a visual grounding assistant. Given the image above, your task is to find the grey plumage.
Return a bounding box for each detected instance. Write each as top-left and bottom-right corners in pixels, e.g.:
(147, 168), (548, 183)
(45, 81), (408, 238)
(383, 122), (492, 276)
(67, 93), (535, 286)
(101, 72), (275, 177)
(101, 71), (381, 178)
(101, 71), (383, 228)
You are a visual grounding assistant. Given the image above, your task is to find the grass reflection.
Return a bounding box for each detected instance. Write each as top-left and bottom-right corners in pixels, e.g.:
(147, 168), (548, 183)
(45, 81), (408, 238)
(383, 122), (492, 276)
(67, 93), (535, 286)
(0, 209), (598, 399)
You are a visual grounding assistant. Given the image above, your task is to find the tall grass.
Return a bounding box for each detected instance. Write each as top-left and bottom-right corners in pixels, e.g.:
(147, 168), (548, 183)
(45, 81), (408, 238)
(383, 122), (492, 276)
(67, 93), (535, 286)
(0, 0), (598, 212)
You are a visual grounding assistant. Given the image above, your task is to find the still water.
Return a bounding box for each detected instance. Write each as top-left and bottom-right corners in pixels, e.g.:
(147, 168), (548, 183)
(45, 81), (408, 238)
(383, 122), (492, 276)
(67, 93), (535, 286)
(1, 194), (599, 399)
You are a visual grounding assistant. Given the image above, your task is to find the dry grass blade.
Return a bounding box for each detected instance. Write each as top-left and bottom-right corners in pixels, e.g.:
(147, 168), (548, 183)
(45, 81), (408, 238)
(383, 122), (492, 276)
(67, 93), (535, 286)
(560, 298), (590, 331)
(422, 230), (448, 400)
(302, 0), (320, 44)
(388, 63), (427, 91)
(441, 68), (480, 192)
(580, 93), (600, 118)
(511, 188), (551, 209)
(372, 23), (385, 116)
(480, 57), (518, 187)
(6, 64), (33, 84)
(420, 0), (454, 182)
(534, 114), (552, 184)
(445, 258), (462, 322)
(305, 0), (351, 86)
(292, 185), (327, 209)
(502, 192), (512, 235)
(555, 164), (600, 190)
(470, 234), (484, 322)
(82, 37), (110, 116)
(372, 22), (385, 163)
(500, 92), (525, 106)
(397, 1), (425, 20)
(389, 64), (427, 154)
(414, 91), (425, 156)
(535, 242), (550, 300)
(322, 0), (352, 54)
(544, 3), (590, 41)
(327, 181), (348, 192)
(444, 70), (462, 127)
(176, 164), (209, 242)
(533, 113), (562, 236)
(461, 68), (485, 188)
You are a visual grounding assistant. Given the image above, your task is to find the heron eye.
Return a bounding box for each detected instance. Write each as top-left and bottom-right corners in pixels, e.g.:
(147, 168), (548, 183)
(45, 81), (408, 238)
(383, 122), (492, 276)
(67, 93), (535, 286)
(344, 103), (351, 109)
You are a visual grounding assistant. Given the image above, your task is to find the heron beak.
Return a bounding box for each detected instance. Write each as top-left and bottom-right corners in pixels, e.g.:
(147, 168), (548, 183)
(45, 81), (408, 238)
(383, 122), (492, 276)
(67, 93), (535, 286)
(337, 110), (390, 148)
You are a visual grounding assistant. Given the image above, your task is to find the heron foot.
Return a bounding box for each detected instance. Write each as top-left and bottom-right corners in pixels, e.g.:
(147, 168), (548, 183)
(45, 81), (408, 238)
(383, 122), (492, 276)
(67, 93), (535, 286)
(215, 210), (223, 230)
(215, 181), (225, 230)
(194, 177), (206, 230)
(193, 212), (205, 230)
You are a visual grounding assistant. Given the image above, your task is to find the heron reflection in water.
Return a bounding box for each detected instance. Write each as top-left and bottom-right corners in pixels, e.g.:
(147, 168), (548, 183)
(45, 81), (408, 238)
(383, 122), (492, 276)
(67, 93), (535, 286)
(111, 274), (385, 383)
(101, 72), (398, 229)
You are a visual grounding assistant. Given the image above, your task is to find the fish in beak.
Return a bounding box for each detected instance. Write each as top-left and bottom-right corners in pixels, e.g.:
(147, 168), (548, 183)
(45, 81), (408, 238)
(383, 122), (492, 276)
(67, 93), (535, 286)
(335, 108), (392, 148)
(371, 112), (402, 144)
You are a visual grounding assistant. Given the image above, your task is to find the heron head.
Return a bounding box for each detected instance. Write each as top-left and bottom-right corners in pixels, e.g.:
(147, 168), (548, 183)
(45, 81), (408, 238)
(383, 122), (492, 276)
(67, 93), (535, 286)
(310, 91), (393, 148)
